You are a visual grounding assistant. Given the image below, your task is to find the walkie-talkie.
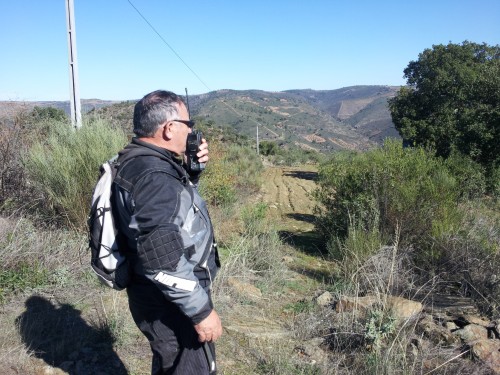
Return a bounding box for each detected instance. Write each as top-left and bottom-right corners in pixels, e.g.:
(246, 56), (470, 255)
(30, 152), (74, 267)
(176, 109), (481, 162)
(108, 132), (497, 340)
(185, 88), (205, 172)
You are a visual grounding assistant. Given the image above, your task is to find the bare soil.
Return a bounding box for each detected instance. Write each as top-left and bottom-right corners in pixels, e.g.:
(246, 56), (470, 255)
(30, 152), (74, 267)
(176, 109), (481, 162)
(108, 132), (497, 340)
(259, 166), (330, 262)
(260, 166), (318, 232)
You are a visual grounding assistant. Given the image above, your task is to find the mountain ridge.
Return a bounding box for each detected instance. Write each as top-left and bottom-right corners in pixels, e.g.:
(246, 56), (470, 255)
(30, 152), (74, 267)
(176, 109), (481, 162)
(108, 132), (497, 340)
(0, 85), (401, 152)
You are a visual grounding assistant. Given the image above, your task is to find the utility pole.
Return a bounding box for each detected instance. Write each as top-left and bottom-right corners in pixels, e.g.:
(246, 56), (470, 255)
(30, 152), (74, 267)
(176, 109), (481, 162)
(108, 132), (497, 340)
(256, 125), (259, 155)
(65, 0), (82, 128)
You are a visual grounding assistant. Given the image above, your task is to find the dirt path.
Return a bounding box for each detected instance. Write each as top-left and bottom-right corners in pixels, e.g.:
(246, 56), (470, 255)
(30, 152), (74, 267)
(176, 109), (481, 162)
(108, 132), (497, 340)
(260, 165), (318, 233)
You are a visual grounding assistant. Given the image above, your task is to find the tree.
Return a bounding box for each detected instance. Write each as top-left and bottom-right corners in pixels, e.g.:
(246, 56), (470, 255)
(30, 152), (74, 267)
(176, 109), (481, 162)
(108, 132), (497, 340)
(389, 41), (500, 174)
(30, 106), (68, 122)
(259, 140), (279, 156)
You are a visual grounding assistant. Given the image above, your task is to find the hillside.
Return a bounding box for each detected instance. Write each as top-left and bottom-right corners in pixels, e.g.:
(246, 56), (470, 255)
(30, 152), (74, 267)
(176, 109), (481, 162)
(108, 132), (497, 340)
(187, 86), (400, 151)
(0, 99), (119, 120)
(0, 85), (401, 152)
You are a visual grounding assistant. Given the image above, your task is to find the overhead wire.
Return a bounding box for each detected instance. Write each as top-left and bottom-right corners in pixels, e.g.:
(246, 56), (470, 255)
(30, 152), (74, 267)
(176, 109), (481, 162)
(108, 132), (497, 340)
(127, 0), (211, 92)
(126, 0), (276, 146)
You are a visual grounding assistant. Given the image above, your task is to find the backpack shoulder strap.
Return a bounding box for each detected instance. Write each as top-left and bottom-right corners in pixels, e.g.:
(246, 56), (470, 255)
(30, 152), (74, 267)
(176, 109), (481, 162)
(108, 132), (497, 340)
(113, 146), (189, 193)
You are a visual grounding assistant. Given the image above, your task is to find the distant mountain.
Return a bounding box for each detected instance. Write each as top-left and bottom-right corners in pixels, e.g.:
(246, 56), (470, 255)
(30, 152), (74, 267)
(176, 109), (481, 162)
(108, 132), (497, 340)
(188, 86), (400, 151)
(0, 85), (401, 152)
(0, 99), (120, 124)
(284, 86), (400, 143)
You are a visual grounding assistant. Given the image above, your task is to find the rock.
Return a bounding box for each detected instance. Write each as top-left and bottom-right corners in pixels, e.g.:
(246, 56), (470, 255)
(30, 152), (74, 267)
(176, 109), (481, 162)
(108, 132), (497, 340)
(463, 315), (492, 328)
(469, 339), (500, 374)
(424, 294), (479, 316)
(387, 296), (423, 321)
(417, 314), (460, 345)
(445, 321), (459, 331)
(225, 315), (289, 339)
(334, 294), (422, 321)
(455, 324), (489, 343)
(334, 295), (378, 313)
(227, 277), (262, 300)
(315, 291), (333, 307)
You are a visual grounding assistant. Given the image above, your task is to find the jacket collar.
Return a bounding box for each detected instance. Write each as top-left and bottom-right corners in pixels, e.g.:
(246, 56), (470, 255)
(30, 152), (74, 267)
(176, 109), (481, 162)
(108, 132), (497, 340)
(130, 137), (183, 165)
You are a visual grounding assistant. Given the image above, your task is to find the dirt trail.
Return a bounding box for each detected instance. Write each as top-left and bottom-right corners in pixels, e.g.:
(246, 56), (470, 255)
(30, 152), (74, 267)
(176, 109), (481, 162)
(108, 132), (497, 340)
(260, 165), (318, 233)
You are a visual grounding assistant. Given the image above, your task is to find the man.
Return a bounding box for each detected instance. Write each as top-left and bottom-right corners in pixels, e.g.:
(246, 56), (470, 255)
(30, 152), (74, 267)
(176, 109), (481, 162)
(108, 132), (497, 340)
(112, 90), (222, 374)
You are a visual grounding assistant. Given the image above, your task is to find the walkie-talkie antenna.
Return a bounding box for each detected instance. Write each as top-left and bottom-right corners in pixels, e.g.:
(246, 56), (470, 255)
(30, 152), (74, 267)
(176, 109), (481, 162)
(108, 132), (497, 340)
(185, 87), (191, 118)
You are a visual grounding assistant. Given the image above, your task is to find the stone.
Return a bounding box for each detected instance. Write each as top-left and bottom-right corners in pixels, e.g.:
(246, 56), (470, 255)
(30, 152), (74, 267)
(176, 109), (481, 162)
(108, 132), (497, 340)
(464, 315), (492, 328)
(417, 314), (460, 345)
(455, 324), (489, 343)
(315, 291), (333, 307)
(387, 296), (423, 321)
(334, 295), (378, 313)
(469, 339), (500, 374)
(445, 321), (459, 331)
(334, 294), (422, 322)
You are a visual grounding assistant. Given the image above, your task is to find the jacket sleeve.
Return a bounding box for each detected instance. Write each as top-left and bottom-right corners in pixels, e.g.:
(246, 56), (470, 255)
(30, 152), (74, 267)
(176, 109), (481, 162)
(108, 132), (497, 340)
(130, 171), (212, 324)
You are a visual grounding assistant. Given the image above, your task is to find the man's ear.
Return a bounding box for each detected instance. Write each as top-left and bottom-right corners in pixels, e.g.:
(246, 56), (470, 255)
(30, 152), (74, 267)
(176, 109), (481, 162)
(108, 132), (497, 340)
(162, 121), (173, 140)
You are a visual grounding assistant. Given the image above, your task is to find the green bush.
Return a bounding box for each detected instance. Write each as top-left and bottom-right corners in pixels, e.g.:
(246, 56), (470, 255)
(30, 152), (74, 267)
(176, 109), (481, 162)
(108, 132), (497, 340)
(259, 140), (279, 156)
(23, 118), (127, 230)
(314, 140), (463, 260)
(30, 106), (68, 122)
(443, 150), (486, 199)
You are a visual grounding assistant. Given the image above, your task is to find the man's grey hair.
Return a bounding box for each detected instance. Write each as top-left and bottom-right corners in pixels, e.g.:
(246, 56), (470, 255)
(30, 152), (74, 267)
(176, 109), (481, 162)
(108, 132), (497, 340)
(133, 90), (185, 137)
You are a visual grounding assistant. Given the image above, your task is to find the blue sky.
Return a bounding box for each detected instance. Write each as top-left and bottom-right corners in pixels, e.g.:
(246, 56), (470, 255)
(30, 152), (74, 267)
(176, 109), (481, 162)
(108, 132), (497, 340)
(1, 0), (498, 101)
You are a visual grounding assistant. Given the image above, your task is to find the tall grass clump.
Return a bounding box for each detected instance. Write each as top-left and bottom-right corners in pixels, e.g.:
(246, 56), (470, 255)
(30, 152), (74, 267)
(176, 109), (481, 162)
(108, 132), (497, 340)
(314, 140), (464, 265)
(23, 118), (127, 230)
(213, 201), (287, 305)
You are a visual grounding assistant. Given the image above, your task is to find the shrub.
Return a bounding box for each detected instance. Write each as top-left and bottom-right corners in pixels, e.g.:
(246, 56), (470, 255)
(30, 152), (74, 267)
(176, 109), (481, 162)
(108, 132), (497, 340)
(259, 140), (279, 155)
(443, 150), (486, 199)
(23, 118), (127, 230)
(314, 140), (463, 264)
(30, 106), (68, 122)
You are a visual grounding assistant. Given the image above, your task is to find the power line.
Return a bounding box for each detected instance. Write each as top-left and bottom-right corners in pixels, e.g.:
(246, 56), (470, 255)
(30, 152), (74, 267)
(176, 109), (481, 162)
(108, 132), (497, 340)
(127, 0), (211, 92)
(127, 0), (264, 154)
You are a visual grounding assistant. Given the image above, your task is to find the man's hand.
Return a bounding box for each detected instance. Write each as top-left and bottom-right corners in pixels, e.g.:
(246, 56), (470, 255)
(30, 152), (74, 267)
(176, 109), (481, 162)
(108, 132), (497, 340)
(197, 138), (209, 164)
(194, 309), (222, 342)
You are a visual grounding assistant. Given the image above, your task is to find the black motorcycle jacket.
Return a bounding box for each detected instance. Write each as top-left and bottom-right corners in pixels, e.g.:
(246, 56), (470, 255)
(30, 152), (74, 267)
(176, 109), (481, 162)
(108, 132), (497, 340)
(112, 138), (218, 324)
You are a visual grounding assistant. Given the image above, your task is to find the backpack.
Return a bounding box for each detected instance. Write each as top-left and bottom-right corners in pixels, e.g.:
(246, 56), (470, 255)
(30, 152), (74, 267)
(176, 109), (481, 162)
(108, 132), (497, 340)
(88, 147), (187, 290)
(88, 155), (130, 290)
